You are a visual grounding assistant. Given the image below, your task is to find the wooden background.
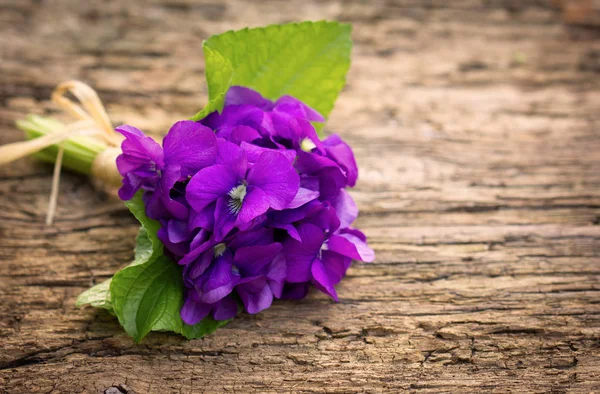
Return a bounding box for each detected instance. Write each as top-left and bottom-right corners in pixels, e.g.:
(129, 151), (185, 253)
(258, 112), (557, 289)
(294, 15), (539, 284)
(1, 0), (600, 393)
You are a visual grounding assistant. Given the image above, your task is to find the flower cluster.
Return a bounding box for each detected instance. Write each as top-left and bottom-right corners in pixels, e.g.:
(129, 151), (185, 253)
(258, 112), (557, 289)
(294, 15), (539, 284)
(115, 86), (374, 324)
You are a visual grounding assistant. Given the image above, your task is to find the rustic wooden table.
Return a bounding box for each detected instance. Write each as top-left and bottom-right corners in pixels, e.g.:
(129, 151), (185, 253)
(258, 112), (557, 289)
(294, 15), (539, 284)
(1, 1), (599, 393)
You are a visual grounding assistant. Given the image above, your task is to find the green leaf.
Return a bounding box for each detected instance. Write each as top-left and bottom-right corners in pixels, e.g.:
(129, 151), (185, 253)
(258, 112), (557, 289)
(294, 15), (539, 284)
(191, 20), (352, 125)
(76, 278), (113, 312)
(110, 254), (182, 342)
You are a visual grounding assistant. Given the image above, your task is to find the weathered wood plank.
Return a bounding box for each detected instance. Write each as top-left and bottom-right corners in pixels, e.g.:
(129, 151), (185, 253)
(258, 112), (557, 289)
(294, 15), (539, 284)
(1, 0), (599, 393)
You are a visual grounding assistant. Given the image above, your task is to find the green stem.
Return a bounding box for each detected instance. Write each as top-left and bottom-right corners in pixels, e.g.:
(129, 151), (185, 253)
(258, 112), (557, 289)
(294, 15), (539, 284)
(16, 115), (107, 176)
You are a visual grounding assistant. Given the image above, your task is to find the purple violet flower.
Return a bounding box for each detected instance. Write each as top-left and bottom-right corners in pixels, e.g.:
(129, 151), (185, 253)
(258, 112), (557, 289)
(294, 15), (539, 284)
(186, 142), (300, 241)
(284, 222), (374, 301)
(201, 86), (324, 146)
(180, 234), (284, 324)
(116, 120), (217, 220)
(116, 86), (374, 324)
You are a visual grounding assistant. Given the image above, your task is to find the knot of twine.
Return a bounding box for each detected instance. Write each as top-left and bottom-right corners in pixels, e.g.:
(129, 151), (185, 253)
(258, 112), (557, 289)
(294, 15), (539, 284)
(0, 80), (122, 225)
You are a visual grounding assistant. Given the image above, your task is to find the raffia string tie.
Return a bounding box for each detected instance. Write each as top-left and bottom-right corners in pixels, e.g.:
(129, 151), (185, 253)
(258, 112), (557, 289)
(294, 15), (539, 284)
(0, 81), (122, 225)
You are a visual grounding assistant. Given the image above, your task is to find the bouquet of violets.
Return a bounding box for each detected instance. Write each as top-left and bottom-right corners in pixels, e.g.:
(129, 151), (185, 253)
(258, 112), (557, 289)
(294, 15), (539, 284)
(6, 21), (374, 342)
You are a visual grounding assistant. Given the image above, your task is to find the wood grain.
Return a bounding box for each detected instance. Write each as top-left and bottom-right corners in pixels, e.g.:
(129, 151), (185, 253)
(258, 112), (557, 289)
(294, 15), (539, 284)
(1, 0), (599, 393)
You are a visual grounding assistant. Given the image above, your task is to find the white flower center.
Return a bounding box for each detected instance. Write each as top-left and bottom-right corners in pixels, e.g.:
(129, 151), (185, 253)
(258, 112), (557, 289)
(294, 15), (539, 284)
(214, 243), (227, 257)
(228, 184), (247, 214)
(301, 138), (317, 152)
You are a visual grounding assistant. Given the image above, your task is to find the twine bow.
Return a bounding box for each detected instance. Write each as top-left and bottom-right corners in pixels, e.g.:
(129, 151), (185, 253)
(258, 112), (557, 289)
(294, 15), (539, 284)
(0, 81), (122, 225)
